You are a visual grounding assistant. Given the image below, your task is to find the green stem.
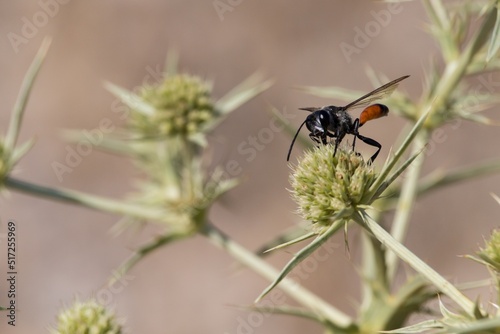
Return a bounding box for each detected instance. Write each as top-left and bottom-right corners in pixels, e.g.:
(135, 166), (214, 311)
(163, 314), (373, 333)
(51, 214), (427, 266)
(367, 110), (429, 199)
(417, 160), (500, 195)
(200, 222), (353, 328)
(360, 209), (388, 312)
(4, 177), (165, 221)
(426, 0), (450, 30)
(5, 38), (51, 151)
(423, 5), (497, 124)
(358, 212), (476, 316)
(111, 231), (191, 285)
(386, 131), (429, 283)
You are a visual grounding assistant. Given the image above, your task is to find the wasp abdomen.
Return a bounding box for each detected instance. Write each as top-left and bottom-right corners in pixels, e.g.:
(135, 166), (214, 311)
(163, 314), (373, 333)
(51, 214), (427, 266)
(359, 104), (389, 126)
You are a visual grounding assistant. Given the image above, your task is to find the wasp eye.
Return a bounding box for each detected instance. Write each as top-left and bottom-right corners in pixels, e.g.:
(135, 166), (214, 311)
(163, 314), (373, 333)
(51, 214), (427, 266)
(319, 110), (330, 126)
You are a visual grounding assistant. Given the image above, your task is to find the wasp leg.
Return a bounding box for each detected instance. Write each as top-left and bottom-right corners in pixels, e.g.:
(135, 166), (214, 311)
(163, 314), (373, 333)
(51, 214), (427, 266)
(333, 132), (346, 157)
(325, 132), (336, 140)
(333, 137), (340, 157)
(309, 134), (322, 145)
(355, 134), (381, 164)
(352, 118), (360, 151)
(321, 135), (328, 145)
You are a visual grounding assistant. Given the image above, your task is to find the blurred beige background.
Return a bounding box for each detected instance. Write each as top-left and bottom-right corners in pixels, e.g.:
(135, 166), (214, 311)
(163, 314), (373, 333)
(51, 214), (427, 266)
(0, 1), (499, 333)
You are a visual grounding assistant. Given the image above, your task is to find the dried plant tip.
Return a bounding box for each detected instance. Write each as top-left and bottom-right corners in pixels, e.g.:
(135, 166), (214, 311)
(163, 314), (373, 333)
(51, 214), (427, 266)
(290, 145), (377, 230)
(131, 74), (216, 137)
(51, 299), (123, 334)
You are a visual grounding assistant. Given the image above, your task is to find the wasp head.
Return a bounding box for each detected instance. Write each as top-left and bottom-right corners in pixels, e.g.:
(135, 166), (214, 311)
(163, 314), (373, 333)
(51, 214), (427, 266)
(305, 109), (330, 137)
(287, 108), (331, 161)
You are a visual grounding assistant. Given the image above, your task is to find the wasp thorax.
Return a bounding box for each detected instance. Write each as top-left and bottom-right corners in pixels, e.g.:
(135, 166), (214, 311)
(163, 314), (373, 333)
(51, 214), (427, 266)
(290, 145), (377, 229)
(130, 74), (216, 137)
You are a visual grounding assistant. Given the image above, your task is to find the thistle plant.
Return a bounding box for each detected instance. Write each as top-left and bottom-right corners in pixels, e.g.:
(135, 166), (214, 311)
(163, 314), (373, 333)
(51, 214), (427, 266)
(2, 0), (500, 333)
(50, 300), (123, 334)
(468, 228), (500, 314)
(290, 147), (377, 230)
(253, 1), (500, 333)
(477, 229), (500, 274)
(132, 74), (216, 137)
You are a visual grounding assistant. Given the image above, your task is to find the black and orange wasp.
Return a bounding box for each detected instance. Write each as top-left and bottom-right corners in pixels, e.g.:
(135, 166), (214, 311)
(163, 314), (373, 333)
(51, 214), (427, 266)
(287, 75), (410, 163)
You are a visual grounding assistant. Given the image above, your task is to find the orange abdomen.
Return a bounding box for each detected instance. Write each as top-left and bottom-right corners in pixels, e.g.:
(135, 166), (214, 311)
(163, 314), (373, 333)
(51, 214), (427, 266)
(359, 104), (389, 126)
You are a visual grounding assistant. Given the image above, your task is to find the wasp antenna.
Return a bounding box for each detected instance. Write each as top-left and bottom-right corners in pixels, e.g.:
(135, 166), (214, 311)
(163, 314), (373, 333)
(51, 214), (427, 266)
(287, 120), (308, 161)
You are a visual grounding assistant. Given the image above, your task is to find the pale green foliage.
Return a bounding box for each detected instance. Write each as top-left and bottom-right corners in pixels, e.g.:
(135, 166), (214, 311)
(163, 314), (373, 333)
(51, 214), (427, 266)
(133, 74), (216, 137)
(0, 38), (49, 189)
(261, 1), (500, 332)
(290, 146), (376, 229)
(51, 300), (122, 334)
(2, 1), (500, 334)
(478, 229), (500, 273)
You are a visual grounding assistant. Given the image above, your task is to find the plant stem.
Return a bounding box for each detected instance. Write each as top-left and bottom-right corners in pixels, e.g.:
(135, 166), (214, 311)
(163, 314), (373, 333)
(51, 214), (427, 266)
(111, 231), (191, 285)
(360, 209), (387, 310)
(417, 160), (500, 195)
(386, 131), (429, 283)
(5, 38), (51, 151)
(359, 213), (476, 316)
(4, 177), (166, 221)
(201, 222), (353, 328)
(367, 110), (429, 199)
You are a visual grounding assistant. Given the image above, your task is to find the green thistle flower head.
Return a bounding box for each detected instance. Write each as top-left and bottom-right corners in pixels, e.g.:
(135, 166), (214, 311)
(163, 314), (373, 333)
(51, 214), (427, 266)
(478, 229), (500, 273)
(132, 74), (216, 137)
(51, 300), (122, 334)
(290, 145), (377, 230)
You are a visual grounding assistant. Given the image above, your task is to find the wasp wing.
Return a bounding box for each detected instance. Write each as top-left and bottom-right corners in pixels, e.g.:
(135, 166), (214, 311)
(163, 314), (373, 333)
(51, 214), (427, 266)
(299, 107), (321, 112)
(342, 75), (410, 111)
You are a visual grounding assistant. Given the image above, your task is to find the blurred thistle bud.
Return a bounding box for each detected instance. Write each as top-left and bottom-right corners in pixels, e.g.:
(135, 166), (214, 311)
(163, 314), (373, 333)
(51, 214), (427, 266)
(51, 300), (123, 334)
(477, 229), (500, 273)
(290, 145), (377, 230)
(131, 74), (216, 137)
